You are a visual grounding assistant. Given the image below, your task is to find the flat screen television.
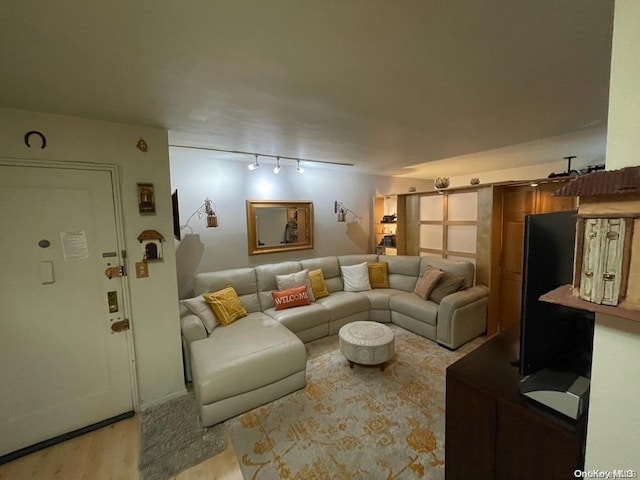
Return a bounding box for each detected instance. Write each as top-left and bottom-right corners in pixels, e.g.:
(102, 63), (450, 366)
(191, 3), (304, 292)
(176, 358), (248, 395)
(519, 210), (595, 377)
(172, 190), (180, 241)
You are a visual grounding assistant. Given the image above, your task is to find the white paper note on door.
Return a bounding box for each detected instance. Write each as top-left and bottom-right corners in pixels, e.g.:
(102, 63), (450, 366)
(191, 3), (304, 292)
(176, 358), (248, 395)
(61, 230), (89, 260)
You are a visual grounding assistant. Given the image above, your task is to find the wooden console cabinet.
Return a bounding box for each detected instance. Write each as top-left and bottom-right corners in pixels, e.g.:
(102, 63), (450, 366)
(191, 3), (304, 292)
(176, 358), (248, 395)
(445, 328), (587, 480)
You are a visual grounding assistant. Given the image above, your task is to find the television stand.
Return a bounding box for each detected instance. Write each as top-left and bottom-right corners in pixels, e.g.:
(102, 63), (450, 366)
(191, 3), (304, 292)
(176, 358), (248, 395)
(445, 327), (587, 479)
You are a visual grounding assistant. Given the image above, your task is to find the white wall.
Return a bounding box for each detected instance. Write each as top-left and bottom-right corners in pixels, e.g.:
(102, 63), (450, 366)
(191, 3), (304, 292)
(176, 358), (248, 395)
(444, 128), (606, 188)
(0, 107), (185, 407)
(170, 152), (432, 298)
(447, 158), (598, 189)
(585, 0), (640, 471)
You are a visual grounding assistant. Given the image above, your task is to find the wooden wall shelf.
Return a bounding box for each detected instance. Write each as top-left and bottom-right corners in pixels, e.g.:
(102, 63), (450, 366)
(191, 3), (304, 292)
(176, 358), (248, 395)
(540, 285), (640, 323)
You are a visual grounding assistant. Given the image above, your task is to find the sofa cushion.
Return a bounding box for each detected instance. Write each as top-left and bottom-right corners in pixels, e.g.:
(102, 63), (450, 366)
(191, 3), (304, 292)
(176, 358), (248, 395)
(429, 272), (466, 304)
(316, 291), (369, 321)
(414, 266), (444, 299)
(194, 268), (261, 313)
(276, 269), (315, 301)
(419, 255), (474, 288)
(273, 285), (312, 310)
(256, 261), (302, 310)
(379, 255), (421, 292)
(367, 262), (389, 288)
(389, 292), (439, 327)
(341, 262), (372, 292)
(264, 302), (331, 334)
(308, 269), (330, 299)
(300, 256), (343, 293)
(203, 287), (248, 326)
(180, 295), (219, 334)
(191, 313), (306, 405)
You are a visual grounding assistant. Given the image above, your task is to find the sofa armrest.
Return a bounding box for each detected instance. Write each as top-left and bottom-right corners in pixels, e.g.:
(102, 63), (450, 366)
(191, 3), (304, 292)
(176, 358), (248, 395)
(180, 313), (208, 382)
(437, 285), (488, 349)
(181, 313), (208, 345)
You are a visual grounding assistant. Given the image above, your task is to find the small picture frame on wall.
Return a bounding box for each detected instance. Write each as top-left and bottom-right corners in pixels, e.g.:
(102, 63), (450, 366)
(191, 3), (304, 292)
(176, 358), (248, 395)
(137, 183), (156, 215)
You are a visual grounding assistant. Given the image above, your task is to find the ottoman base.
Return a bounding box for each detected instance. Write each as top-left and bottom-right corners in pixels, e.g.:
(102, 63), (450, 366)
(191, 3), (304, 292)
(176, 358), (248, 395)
(347, 359), (390, 372)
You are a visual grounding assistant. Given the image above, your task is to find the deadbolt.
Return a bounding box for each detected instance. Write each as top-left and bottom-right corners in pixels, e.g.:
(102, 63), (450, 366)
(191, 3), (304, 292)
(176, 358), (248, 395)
(107, 291), (119, 313)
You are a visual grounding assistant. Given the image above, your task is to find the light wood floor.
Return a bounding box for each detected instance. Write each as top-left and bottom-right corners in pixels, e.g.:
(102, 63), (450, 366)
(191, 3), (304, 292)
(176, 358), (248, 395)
(0, 415), (244, 480)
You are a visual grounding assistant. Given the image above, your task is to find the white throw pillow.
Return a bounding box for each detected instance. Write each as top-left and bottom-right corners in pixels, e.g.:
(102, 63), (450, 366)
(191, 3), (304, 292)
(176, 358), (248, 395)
(341, 262), (372, 292)
(276, 269), (316, 301)
(180, 295), (219, 334)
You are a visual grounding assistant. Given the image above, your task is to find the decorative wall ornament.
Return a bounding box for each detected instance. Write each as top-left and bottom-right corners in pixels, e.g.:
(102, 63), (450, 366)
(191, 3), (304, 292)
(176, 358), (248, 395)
(24, 130), (47, 149)
(435, 177), (450, 189)
(137, 230), (165, 262)
(470, 177), (480, 185)
(137, 139), (149, 152)
(137, 183), (156, 215)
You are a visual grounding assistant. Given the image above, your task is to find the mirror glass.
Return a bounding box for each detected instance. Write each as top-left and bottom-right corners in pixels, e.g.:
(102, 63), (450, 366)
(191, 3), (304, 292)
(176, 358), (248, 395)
(246, 200), (314, 255)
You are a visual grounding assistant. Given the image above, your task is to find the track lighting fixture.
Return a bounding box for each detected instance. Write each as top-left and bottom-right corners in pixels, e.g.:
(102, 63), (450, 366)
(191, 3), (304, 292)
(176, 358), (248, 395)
(248, 154), (260, 171)
(168, 144), (354, 173)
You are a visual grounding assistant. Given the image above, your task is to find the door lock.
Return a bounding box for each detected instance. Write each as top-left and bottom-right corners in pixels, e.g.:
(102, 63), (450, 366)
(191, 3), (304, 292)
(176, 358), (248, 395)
(105, 265), (126, 279)
(111, 319), (130, 332)
(107, 291), (119, 313)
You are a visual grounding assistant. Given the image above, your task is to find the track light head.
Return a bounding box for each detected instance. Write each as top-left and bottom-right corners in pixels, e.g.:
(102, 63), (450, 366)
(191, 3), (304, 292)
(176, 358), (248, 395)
(273, 157), (281, 174)
(296, 160), (304, 174)
(248, 154), (260, 171)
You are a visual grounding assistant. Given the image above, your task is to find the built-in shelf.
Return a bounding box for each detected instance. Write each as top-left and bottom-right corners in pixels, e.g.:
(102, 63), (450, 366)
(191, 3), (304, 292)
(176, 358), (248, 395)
(540, 284), (640, 323)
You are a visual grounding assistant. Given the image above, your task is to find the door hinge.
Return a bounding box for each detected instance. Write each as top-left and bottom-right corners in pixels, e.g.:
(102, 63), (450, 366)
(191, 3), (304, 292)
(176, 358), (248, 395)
(111, 319), (130, 332)
(105, 265), (127, 279)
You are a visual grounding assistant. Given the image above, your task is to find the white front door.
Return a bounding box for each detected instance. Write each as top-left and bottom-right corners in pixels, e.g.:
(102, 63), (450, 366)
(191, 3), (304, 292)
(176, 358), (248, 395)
(0, 163), (134, 458)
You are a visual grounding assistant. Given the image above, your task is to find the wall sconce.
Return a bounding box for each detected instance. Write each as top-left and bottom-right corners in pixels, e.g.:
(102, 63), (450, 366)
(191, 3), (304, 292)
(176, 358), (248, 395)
(334, 201), (360, 223)
(182, 197), (219, 230)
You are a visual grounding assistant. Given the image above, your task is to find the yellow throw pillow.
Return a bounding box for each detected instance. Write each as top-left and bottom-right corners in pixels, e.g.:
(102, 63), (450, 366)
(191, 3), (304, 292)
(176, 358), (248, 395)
(367, 262), (389, 289)
(203, 287), (248, 326)
(308, 269), (330, 299)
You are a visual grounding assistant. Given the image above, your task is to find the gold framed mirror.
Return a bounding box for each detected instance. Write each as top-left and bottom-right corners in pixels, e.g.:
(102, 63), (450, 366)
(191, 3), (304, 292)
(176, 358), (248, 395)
(246, 200), (314, 255)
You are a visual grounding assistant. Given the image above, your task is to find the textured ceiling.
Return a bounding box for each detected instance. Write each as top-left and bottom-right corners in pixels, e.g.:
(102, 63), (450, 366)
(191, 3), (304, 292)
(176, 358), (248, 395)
(0, 1), (614, 177)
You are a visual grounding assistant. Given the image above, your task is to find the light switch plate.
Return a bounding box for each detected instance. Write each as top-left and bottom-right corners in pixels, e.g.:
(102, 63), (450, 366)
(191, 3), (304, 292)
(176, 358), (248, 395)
(136, 262), (149, 278)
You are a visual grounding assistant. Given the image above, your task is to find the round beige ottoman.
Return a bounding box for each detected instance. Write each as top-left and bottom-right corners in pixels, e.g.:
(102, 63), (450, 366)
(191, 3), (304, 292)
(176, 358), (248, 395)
(339, 321), (395, 371)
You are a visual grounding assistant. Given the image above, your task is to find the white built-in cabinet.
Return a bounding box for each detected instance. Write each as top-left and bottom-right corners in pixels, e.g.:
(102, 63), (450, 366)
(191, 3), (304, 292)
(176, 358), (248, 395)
(418, 190), (478, 264)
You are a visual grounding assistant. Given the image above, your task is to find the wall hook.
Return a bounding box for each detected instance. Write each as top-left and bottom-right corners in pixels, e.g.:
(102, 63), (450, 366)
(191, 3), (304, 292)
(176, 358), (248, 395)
(24, 131), (47, 149)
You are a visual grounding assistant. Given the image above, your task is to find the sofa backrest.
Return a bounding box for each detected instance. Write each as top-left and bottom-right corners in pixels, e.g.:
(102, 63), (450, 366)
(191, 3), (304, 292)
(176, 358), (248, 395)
(255, 261), (302, 309)
(419, 255), (475, 287)
(378, 255), (421, 292)
(300, 256), (343, 293)
(193, 267), (262, 313)
(337, 254), (378, 267)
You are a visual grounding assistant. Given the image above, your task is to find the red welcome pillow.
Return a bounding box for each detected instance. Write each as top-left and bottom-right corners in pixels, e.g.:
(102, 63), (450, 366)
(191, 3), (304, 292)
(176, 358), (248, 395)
(272, 285), (311, 311)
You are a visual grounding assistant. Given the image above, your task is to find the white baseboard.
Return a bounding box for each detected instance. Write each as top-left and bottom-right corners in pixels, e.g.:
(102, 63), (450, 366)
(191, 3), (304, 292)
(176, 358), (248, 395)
(139, 387), (189, 411)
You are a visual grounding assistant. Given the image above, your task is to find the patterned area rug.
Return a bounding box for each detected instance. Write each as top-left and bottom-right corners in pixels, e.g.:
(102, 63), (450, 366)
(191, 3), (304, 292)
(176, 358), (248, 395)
(228, 325), (485, 479)
(138, 391), (227, 480)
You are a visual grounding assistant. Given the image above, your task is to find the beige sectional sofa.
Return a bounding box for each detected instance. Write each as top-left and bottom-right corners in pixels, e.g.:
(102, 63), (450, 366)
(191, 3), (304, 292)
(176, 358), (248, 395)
(180, 254), (488, 427)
